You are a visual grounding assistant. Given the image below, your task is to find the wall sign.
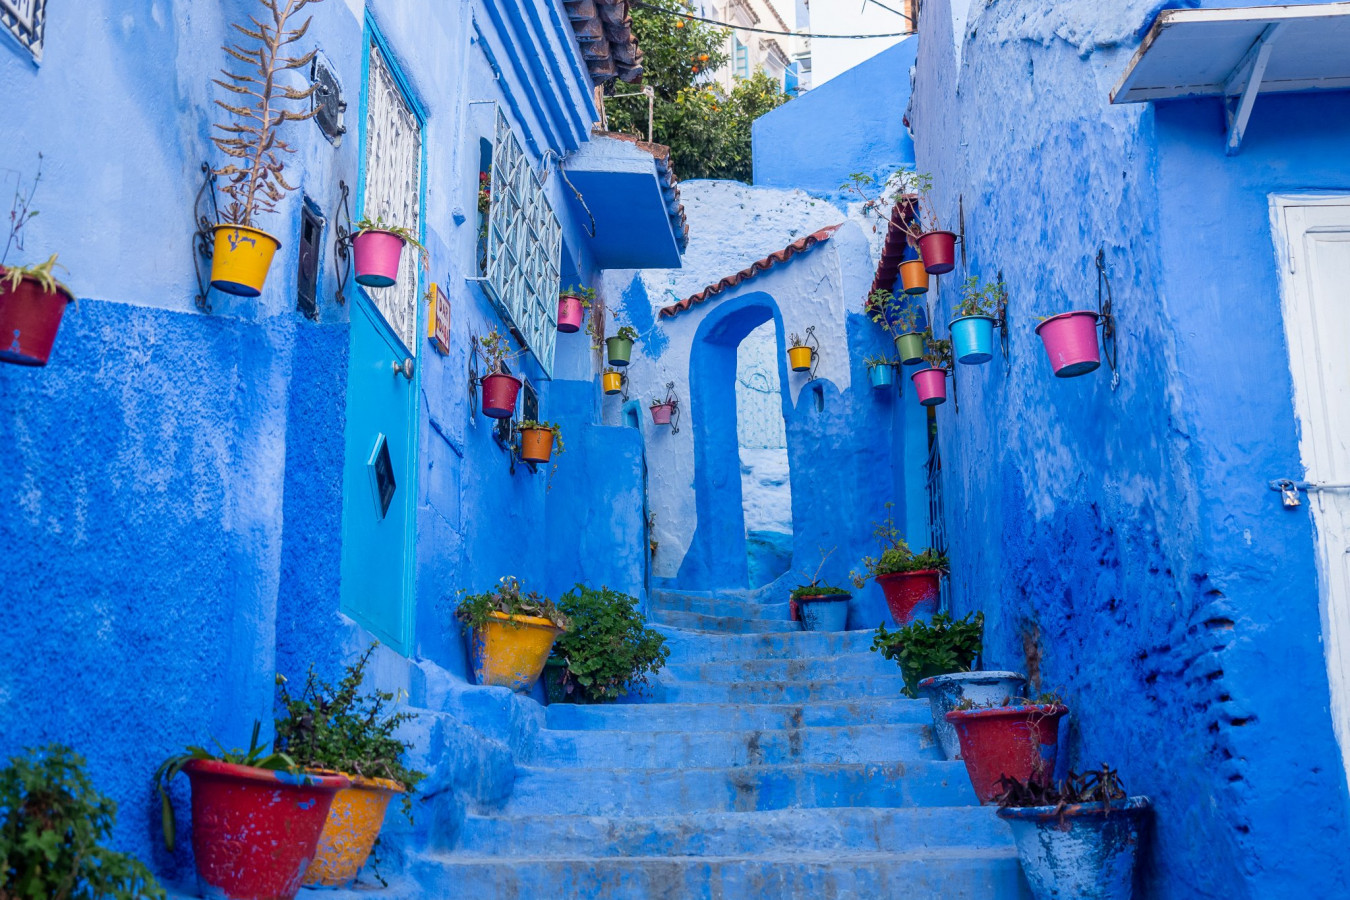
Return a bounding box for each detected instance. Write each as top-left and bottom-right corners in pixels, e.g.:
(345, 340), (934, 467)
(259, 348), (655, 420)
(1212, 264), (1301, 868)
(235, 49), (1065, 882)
(1, 0), (46, 61)
(426, 282), (451, 355)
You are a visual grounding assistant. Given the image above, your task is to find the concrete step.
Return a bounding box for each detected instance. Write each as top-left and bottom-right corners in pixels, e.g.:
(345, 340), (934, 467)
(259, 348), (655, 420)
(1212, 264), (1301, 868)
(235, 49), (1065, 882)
(662, 653), (898, 684)
(651, 608), (788, 634)
(545, 698), (933, 732)
(650, 590), (792, 621)
(526, 723), (940, 767)
(456, 806), (1012, 857)
(414, 849), (1031, 899)
(648, 674), (908, 704)
(503, 761), (979, 815)
(656, 627), (878, 663)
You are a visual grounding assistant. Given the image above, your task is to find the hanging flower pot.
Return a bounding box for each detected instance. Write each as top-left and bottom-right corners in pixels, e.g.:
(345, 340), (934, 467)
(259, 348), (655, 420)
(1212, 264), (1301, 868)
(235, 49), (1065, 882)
(1036, 311), (1101, 377)
(602, 370), (624, 395)
(557, 294), (586, 333)
(481, 372), (522, 418)
(787, 345), (813, 371)
(911, 367), (948, 406)
(899, 258), (930, 295)
(304, 773), (406, 888)
(470, 610), (567, 691)
(950, 315), (997, 365)
(946, 704), (1068, 803)
(352, 228), (407, 287)
(519, 422), (560, 463)
(0, 269), (74, 367)
(917, 230), (958, 275)
(210, 224), (282, 297)
(876, 569), (941, 625)
(650, 401), (675, 425)
(606, 331), (636, 367)
(869, 363), (896, 389)
(917, 671), (1028, 760)
(895, 331), (926, 365)
(998, 796), (1151, 900)
(182, 760), (348, 900)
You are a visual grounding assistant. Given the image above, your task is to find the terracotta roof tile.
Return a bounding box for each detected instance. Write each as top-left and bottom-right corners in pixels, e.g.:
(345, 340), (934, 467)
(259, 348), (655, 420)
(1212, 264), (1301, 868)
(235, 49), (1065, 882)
(869, 196), (920, 298)
(566, 0), (644, 84)
(659, 224), (842, 318)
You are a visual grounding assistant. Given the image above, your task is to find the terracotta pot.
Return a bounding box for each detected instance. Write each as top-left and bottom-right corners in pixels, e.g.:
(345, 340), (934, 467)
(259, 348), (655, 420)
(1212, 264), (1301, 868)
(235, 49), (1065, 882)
(998, 797), (1151, 900)
(0, 271), (74, 366)
(650, 403), (675, 425)
(470, 610), (565, 691)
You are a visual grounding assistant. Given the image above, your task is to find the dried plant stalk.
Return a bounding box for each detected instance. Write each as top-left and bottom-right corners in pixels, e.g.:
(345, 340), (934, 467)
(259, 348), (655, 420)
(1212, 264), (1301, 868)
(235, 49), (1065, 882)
(212, 0), (323, 227)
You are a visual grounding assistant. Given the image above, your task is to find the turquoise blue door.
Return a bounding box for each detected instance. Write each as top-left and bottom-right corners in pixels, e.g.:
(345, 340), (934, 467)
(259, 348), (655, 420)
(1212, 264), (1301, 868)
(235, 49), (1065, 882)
(340, 294), (416, 653)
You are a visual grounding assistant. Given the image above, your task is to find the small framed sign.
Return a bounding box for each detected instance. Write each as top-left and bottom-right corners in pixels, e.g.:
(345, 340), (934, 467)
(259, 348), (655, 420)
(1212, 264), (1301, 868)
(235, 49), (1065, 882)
(427, 282), (451, 355)
(367, 433), (396, 520)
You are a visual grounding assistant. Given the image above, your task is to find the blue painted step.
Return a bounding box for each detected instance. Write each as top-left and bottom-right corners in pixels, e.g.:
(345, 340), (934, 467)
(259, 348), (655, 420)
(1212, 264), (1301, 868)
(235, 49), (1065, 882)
(650, 591), (792, 621)
(651, 608), (790, 633)
(647, 673), (909, 704)
(655, 627), (878, 662)
(545, 698), (932, 732)
(662, 652), (900, 683)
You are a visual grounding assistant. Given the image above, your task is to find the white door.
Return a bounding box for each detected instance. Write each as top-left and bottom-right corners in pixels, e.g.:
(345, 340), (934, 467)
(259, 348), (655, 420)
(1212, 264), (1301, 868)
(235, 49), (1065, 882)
(1277, 197), (1350, 788)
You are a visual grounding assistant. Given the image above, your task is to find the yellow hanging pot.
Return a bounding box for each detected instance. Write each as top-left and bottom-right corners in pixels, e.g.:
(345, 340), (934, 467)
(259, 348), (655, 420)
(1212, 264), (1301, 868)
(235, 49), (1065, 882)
(210, 224), (281, 297)
(788, 345), (813, 372)
(602, 371), (623, 395)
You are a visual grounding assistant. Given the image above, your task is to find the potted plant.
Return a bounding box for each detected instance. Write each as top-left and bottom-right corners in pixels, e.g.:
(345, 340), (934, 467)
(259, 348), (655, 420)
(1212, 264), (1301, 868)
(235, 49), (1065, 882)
(154, 722), (348, 900)
(650, 396), (677, 425)
(911, 335), (952, 406)
(0, 157), (74, 368)
(606, 323), (638, 367)
(787, 333), (814, 372)
(864, 354), (899, 390)
(868, 291), (927, 366)
(602, 366), (624, 395)
(870, 612), (982, 697)
(207, 0), (321, 297)
(352, 215), (423, 288)
(946, 694), (1069, 803)
(996, 766), (1151, 900)
(850, 503), (948, 625)
(1, 745), (164, 899)
(894, 170), (958, 275)
(275, 644), (427, 889)
(900, 252), (930, 295)
(1036, 311), (1102, 377)
(457, 576), (571, 692)
(788, 548), (851, 631)
(546, 584), (670, 703)
(518, 419), (563, 464)
(558, 284), (594, 333)
(478, 327), (522, 418)
(918, 669), (1028, 761)
(950, 276), (1006, 365)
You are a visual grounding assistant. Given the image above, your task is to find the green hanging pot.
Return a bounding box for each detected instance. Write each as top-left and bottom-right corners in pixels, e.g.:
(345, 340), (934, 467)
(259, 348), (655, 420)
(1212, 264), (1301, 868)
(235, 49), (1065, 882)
(895, 331), (926, 366)
(606, 336), (634, 367)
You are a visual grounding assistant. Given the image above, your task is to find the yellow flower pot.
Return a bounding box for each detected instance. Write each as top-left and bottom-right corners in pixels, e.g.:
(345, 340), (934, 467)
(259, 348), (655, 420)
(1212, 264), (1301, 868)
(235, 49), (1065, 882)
(303, 773), (405, 888)
(471, 610), (565, 691)
(209, 224), (281, 297)
(787, 345), (813, 372)
(602, 371), (623, 395)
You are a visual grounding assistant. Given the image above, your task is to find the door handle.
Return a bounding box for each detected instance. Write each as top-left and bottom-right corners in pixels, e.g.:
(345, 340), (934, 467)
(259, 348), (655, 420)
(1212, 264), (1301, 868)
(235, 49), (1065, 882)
(392, 357), (415, 380)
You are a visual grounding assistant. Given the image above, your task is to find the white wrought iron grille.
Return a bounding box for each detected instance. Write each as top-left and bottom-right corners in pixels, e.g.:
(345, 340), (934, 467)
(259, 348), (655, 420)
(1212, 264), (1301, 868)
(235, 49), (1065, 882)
(1, 0), (46, 60)
(362, 39), (423, 355)
(483, 109), (561, 376)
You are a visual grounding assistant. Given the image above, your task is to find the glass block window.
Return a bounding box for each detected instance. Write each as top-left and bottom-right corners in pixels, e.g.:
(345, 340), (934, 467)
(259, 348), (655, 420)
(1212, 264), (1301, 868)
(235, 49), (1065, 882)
(2, 0), (47, 61)
(361, 39), (423, 355)
(480, 108), (561, 376)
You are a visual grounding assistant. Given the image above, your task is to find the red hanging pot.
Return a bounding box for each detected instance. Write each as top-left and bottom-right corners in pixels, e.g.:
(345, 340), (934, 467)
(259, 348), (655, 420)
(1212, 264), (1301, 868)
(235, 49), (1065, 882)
(945, 704), (1067, 803)
(917, 230), (958, 275)
(481, 372), (522, 418)
(557, 294), (586, 333)
(911, 367), (948, 406)
(0, 271), (74, 366)
(875, 570), (941, 625)
(184, 760), (348, 900)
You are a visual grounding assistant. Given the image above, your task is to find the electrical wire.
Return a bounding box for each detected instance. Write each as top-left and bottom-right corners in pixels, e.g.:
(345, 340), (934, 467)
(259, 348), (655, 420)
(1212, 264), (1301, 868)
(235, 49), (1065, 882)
(629, 1), (914, 40)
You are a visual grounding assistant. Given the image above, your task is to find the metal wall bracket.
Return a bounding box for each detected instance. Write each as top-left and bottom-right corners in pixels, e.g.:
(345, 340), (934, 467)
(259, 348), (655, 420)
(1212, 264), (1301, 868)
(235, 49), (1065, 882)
(1097, 249), (1120, 389)
(468, 333), (481, 417)
(802, 325), (821, 381)
(332, 180), (354, 306)
(655, 381), (682, 434)
(994, 269), (1011, 371)
(1224, 23), (1283, 156)
(191, 162), (221, 314)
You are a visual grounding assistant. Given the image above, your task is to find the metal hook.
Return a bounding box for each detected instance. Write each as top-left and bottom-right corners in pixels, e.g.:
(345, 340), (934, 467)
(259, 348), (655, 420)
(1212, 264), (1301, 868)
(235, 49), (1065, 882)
(333, 180), (354, 306)
(1096, 248), (1118, 386)
(192, 162), (221, 314)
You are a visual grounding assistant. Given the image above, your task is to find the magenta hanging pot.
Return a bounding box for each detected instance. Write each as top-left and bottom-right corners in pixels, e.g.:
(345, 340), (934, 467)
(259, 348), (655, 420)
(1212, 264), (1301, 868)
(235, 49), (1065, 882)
(557, 294), (586, 333)
(1035, 311), (1101, 377)
(481, 372), (522, 418)
(650, 403), (675, 425)
(352, 229), (407, 288)
(911, 367), (947, 406)
(917, 230), (958, 275)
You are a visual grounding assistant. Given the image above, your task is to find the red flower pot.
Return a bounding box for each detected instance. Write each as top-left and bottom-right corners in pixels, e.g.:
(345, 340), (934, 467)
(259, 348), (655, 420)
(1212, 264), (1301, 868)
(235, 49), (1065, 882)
(911, 367), (947, 406)
(481, 372), (522, 418)
(945, 704), (1067, 803)
(0, 271), (74, 366)
(875, 570), (940, 625)
(557, 294), (586, 333)
(650, 403), (674, 425)
(183, 759), (348, 900)
(917, 230), (958, 275)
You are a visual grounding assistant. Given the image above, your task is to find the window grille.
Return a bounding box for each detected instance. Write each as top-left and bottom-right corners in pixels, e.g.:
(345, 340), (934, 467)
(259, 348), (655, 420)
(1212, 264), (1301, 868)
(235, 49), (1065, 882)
(361, 39), (423, 354)
(478, 108), (561, 377)
(1, 0), (46, 60)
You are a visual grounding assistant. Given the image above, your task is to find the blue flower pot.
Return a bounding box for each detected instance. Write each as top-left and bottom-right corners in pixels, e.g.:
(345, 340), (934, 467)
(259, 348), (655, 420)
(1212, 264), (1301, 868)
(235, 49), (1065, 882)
(797, 595), (850, 632)
(869, 365), (895, 390)
(997, 797), (1150, 900)
(950, 315), (996, 365)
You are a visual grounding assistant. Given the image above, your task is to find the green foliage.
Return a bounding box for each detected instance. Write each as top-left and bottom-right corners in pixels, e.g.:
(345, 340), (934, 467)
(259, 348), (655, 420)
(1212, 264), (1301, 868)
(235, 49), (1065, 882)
(561, 284), (596, 305)
(865, 289), (921, 337)
(478, 327), (518, 374)
(551, 584), (670, 702)
(890, 168), (942, 235)
(955, 276), (1006, 318)
(153, 722), (297, 853)
(850, 503), (948, 587)
(862, 354), (899, 369)
(274, 644), (426, 817)
(871, 612), (984, 698)
(921, 335), (953, 370)
(790, 584), (850, 602)
(2, 154), (69, 297)
(456, 576), (571, 633)
(354, 215), (426, 252)
(613, 324), (639, 342)
(0, 746), (164, 900)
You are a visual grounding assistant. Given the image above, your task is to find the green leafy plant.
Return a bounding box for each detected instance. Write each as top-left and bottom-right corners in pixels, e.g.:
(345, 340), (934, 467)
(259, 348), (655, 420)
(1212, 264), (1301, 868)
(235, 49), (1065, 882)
(650, 397), (674, 409)
(863, 354), (899, 370)
(0, 745), (164, 900)
(613, 324), (639, 342)
(550, 584), (669, 702)
(995, 764), (1127, 816)
(788, 332), (807, 349)
(920, 335), (953, 370)
(955, 276), (1007, 318)
(791, 547), (849, 601)
(354, 215), (425, 250)
(561, 285), (596, 307)
(871, 611), (984, 698)
(865, 289), (922, 338)
(851, 503), (949, 588)
(1, 154), (69, 296)
(456, 576), (570, 634)
(274, 643), (425, 818)
(211, 0), (324, 227)
(153, 721), (297, 853)
(891, 168), (942, 236)
(478, 326), (520, 374)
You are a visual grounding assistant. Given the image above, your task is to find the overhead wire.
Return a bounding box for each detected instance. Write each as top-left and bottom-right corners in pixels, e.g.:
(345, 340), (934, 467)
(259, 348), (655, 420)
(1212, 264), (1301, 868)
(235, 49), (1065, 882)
(629, 1), (914, 39)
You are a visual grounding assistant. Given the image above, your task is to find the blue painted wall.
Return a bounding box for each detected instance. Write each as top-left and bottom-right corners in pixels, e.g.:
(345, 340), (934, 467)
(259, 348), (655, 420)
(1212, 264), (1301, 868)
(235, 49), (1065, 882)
(912, 0), (1350, 896)
(752, 37), (917, 194)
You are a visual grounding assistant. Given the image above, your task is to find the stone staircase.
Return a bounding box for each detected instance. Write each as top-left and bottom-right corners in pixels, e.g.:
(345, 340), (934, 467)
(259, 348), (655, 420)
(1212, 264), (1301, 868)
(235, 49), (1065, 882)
(423, 588), (1032, 899)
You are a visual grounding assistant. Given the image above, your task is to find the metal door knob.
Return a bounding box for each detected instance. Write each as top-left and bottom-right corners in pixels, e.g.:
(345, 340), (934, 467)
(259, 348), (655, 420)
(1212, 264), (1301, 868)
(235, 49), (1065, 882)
(392, 357), (415, 380)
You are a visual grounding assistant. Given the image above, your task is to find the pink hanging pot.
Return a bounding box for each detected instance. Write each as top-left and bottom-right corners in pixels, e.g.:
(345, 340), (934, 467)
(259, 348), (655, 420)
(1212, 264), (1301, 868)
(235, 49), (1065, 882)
(911, 367), (948, 406)
(650, 402), (675, 425)
(557, 294), (586, 333)
(353, 229), (407, 288)
(1035, 311), (1101, 377)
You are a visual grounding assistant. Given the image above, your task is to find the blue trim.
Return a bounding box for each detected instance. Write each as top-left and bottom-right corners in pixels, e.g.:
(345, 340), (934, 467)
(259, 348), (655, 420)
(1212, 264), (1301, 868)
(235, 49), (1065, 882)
(474, 10), (565, 155)
(515, 0), (590, 146)
(542, 0), (600, 123)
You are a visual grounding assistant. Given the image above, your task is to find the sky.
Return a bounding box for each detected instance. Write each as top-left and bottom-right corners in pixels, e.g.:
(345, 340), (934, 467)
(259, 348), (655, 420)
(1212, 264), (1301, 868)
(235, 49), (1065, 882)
(803, 0), (912, 86)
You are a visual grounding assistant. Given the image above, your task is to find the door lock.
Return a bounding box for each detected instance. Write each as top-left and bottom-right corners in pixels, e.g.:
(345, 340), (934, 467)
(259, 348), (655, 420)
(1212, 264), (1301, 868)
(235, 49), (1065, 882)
(392, 357), (415, 380)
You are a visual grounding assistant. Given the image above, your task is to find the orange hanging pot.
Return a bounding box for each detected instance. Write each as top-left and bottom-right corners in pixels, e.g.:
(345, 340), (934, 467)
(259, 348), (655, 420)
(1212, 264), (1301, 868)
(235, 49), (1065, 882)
(899, 258), (930, 295)
(519, 427), (555, 463)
